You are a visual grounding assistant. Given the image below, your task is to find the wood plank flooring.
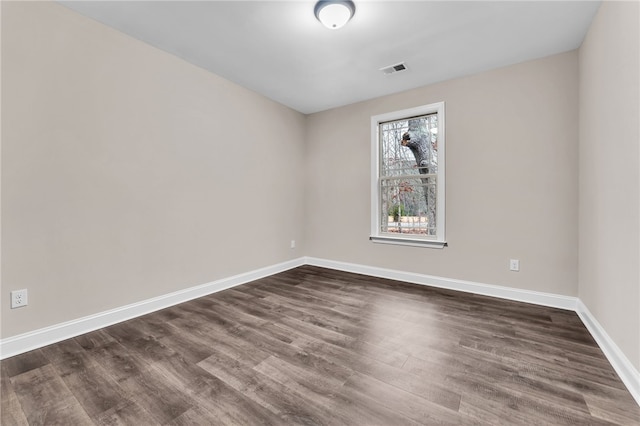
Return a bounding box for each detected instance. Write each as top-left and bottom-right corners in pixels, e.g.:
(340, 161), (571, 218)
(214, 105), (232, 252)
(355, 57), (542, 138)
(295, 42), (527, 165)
(2, 265), (639, 425)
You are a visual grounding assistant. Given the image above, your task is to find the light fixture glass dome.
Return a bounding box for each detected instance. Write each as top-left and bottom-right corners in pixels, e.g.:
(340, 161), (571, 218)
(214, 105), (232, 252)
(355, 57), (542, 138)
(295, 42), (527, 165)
(314, 1), (355, 30)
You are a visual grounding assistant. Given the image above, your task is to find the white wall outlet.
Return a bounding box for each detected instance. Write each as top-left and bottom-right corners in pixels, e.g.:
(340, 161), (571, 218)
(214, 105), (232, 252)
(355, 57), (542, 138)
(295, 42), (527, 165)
(11, 289), (28, 309)
(290, 240), (296, 249)
(509, 259), (520, 272)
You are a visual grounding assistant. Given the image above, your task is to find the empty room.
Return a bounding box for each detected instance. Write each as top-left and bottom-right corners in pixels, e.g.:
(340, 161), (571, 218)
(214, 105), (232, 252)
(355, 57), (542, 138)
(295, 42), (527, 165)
(1, 0), (639, 424)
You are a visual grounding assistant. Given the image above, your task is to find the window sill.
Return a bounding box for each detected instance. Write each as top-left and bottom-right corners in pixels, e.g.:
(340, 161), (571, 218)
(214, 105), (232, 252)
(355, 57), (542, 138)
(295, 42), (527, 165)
(370, 236), (447, 249)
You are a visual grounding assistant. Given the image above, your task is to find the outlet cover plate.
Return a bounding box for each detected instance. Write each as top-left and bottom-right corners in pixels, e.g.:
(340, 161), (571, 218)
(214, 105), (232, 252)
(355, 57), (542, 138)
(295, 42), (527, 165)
(11, 289), (28, 308)
(509, 259), (520, 272)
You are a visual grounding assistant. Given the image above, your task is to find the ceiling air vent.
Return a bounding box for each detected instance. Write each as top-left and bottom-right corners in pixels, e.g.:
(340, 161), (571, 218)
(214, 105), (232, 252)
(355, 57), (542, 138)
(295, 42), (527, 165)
(380, 62), (407, 75)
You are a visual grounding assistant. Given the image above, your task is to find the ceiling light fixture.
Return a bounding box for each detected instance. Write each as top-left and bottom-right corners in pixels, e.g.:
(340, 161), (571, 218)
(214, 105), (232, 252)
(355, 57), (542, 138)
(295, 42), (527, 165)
(314, 1), (356, 30)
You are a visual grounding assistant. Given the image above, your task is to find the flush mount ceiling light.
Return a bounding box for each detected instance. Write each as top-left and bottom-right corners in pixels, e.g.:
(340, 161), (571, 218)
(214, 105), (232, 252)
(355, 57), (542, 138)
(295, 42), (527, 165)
(314, 1), (356, 30)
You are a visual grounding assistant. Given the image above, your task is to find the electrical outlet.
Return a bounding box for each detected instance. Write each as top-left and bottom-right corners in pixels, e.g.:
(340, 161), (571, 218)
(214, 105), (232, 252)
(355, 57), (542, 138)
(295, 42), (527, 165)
(290, 240), (296, 249)
(509, 259), (520, 272)
(11, 289), (28, 309)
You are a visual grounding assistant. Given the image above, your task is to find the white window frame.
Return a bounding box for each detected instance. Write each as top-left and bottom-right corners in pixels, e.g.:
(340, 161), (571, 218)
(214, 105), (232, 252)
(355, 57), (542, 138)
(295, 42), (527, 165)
(370, 102), (446, 248)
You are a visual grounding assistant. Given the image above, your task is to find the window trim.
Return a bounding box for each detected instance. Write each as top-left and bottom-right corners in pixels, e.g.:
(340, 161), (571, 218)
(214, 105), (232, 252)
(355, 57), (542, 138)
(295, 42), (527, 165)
(370, 102), (446, 248)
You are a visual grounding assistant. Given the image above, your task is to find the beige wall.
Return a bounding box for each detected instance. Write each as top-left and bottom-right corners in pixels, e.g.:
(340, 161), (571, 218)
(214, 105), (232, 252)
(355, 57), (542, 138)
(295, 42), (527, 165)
(578, 1), (640, 371)
(305, 52), (579, 296)
(1, 1), (306, 338)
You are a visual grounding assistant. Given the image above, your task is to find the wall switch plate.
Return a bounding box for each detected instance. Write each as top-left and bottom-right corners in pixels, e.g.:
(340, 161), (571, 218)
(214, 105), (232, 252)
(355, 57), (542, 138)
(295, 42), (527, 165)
(290, 240), (296, 249)
(11, 289), (28, 308)
(509, 259), (520, 272)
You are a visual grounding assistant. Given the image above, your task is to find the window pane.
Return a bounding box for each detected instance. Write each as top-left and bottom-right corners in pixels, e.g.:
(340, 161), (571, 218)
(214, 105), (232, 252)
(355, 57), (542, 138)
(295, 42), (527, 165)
(379, 113), (438, 237)
(380, 176), (437, 236)
(380, 114), (438, 178)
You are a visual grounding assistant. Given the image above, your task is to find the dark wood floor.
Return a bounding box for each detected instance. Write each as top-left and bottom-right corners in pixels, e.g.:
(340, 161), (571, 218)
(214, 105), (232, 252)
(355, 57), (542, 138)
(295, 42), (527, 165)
(2, 266), (639, 425)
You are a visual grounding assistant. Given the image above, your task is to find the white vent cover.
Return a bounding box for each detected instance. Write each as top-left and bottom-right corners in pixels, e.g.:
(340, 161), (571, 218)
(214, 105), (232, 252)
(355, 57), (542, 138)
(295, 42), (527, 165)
(379, 62), (408, 75)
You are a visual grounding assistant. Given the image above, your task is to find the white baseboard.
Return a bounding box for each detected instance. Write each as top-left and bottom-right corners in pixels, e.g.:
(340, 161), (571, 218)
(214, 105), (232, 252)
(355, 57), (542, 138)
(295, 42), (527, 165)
(576, 300), (640, 406)
(304, 257), (578, 310)
(2, 255), (638, 407)
(0, 257), (305, 360)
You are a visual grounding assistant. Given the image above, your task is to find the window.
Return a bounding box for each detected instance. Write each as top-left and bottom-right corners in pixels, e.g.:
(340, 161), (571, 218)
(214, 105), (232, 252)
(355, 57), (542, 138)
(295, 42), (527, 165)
(371, 102), (446, 248)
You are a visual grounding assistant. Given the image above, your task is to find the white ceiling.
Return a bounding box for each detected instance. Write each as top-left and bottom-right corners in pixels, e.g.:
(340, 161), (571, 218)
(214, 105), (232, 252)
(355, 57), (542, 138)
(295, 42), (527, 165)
(58, 1), (601, 114)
